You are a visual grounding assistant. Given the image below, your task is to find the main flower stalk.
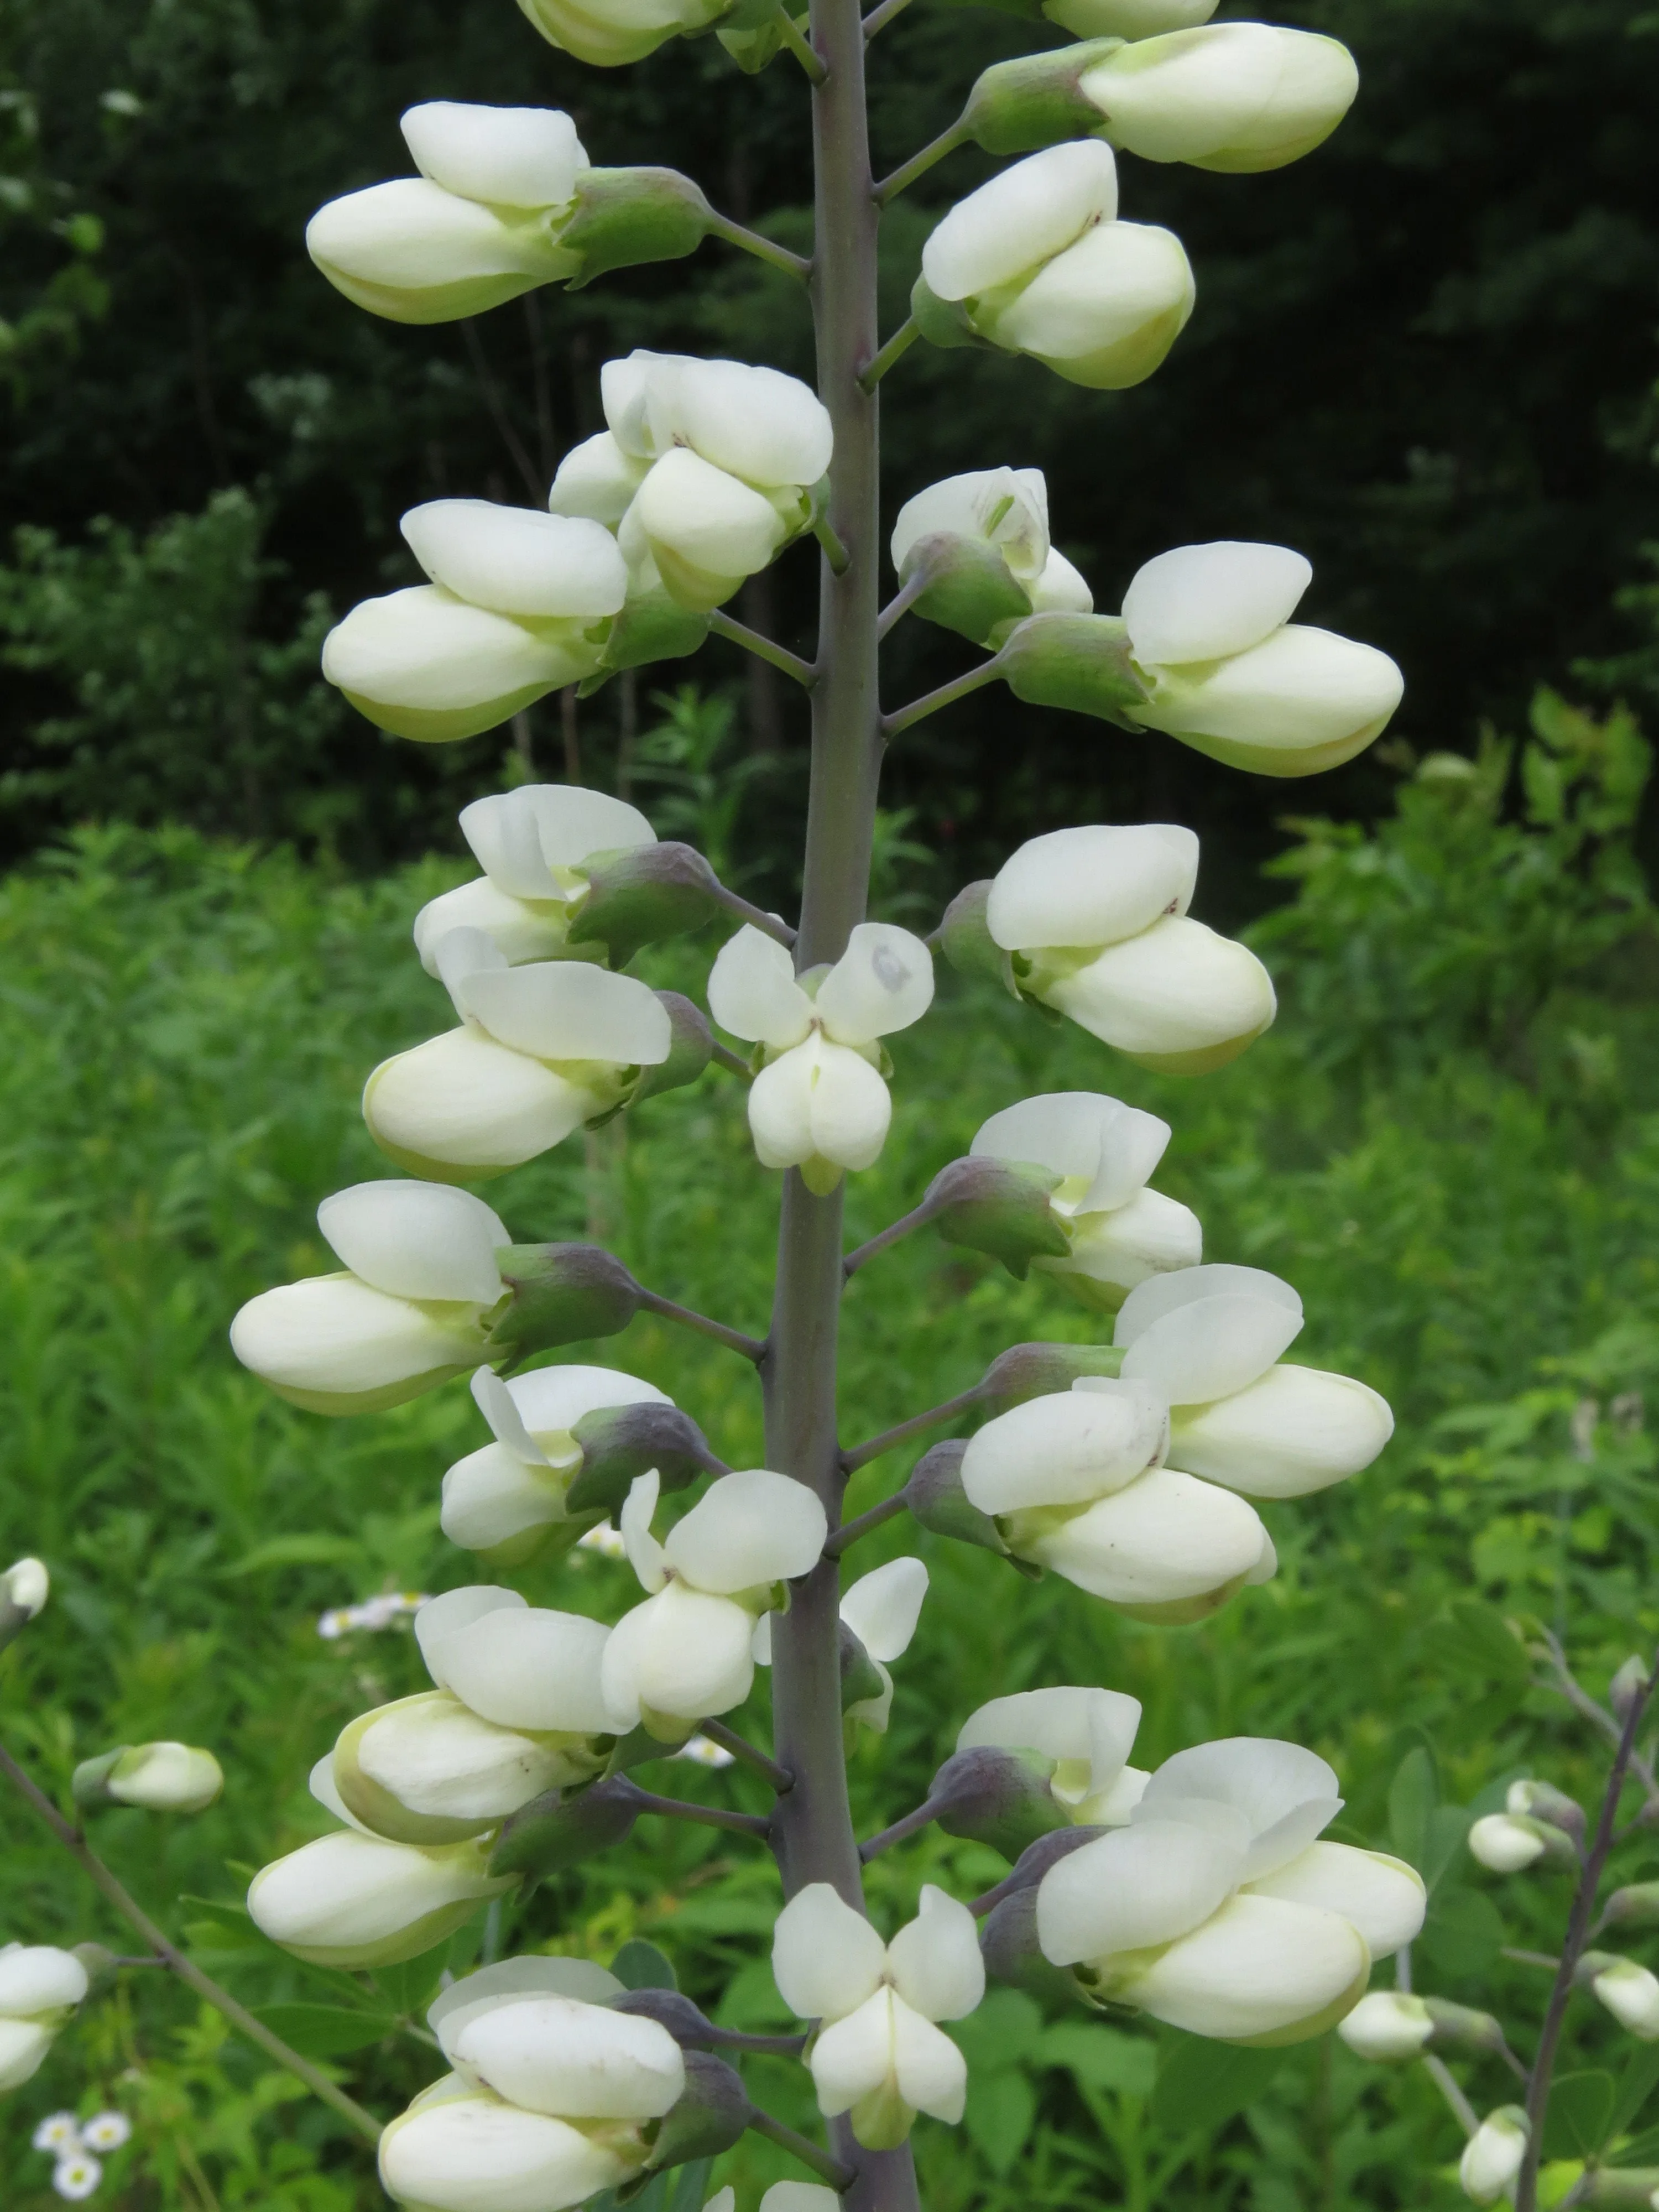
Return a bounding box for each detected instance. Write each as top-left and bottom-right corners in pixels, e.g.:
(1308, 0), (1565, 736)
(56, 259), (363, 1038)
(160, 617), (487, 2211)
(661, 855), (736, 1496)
(761, 0), (916, 2203)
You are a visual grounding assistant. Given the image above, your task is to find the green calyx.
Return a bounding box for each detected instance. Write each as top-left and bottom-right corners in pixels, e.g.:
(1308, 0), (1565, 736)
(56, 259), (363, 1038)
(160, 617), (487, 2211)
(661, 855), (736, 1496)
(997, 612), (1151, 726)
(485, 1242), (644, 1363)
(564, 1401), (726, 1515)
(899, 529), (1034, 648)
(978, 1339), (1124, 1409)
(567, 843), (730, 967)
(489, 1773), (644, 1882)
(560, 166), (714, 288)
(961, 40), (1124, 158)
(924, 1153), (1071, 1279)
(580, 592), (711, 693)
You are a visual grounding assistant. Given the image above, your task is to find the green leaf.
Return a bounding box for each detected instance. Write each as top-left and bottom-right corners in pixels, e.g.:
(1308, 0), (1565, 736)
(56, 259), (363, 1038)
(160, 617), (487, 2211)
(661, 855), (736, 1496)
(1545, 2070), (1618, 2160)
(612, 1939), (677, 1992)
(1422, 1599), (1530, 1691)
(254, 2004), (397, 2059)
(965, 2064), (1038, 2174)
(953, 1987), (1044, 2069)
(1150, 2037), (1281, 2137)
(1423, 1802), (1478, 1891)
(373, 1955), (445, 2019)
(223, 1533), (364, 1576)
(1388, 1745), (1438, 1871)
(1040, 2021), (1156, 2097)
(1606, 2044), (1659, 2143)
(1420, 1886), (1505, 1978)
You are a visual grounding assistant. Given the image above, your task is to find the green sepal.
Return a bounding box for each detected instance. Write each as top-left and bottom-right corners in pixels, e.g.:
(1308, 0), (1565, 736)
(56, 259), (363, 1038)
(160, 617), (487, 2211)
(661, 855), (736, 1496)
(931, 1744), (1073, 1860)
(634, 2053), (751, 2183)
(568, 845), (727, 967)
(979, 1339), (1124, 1410)
(935, 878), (1019, 994)
(716, 13), (792, 70)
(906, 1439), (1039, 1575)
(910, 273), (1001, 353)
(924, 1154), (1069, 1279)
(997, 611), (1150, 726)
(485, 1242), (643, 1364)
(582, 593), (711, 692)
(612, 1939), (679, 1994)
(961, 40), (1123, 158)
(71, 1747), (128, 1809)
(488, 1775), (643, 1884)
(605, 1721), (696, 1775)
(839, 1620), (887, 1713)
(899, 530), (1033, 648)
(565, 1402), (727, 1515)
(561, 168), (713, 289)
(980, 1887), (1094, 2012)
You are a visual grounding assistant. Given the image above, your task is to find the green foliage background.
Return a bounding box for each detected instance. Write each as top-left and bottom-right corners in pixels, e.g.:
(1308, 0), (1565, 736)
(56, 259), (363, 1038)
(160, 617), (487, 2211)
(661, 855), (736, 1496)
(0, 693), (1654, 2206)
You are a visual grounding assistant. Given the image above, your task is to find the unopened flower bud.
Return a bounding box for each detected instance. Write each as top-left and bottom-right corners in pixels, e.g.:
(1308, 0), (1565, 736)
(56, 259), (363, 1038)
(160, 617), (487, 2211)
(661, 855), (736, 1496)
(566, 843), (733, 968)
(1044, 0), (1214, 35)
(923, 1155), (1071, 1279)
(489, 1775), (645, 1885)
(1422, 1999), (1509, 2056)
(1580, 1954), (1659, 2041)
(978, 1341), (1125, 1410)
(1068, 25), (1358, 173)
(1613, 1655), (1652, 1720)
(562, 1402), (727, 1516)
(1336, 1990), (1433, 2062)
(0, 1944), (89, 2092)
(1506, 1779), (1585, 1841)
(928, 1744), (1074, 1860)
(484, 1242), (644, 1364)
(839, 1620), (889, 1718)
(1460, 2108), (1528, 2204)
(251, 1830), (510, 1968)
(73, 1741), (224, 1814)
(1468, 1812), (1575, 1874)
(1602, 1882), (1659, 1932)
(0, 1557), (48, 1653)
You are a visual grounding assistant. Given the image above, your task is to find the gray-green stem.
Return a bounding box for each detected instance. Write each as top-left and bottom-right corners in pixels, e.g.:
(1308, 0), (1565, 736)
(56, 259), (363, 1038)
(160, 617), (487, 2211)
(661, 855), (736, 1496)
(0, 1738), (382, 2146)
(708, 609), (817, 692)
(760, 0), (920, 2199)
(705, 208), (814, 283)
(883, 647), (1005, 739)
(857, 317), (919, 395)
(874, 122), (969, 206)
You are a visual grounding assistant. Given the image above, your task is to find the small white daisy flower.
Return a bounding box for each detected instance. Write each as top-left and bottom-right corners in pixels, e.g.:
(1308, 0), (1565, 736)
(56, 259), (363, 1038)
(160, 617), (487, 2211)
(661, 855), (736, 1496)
(53, 2152), (102, 2200)
(81, 2112), (131, 2152)
(32, 2114), (82, 2154)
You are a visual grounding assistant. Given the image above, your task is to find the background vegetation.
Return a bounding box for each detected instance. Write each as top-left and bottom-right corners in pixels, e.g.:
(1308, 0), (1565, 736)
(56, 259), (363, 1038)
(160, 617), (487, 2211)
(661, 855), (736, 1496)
(0, 687), (1654, 2207)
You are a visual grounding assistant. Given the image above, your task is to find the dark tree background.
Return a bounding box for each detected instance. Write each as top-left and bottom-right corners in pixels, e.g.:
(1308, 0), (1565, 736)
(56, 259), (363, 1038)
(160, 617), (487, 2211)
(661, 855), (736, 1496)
(2, 0), (1657, 915)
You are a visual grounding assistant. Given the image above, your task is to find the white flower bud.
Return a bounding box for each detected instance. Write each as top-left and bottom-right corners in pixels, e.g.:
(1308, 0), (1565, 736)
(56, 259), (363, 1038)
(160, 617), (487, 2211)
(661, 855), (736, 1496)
(1011, 1463), (1267, 1619)
(548, 431), (654, 528)
(441, 1364), (670, 1558)
(248, 1830), (509, 1969)
(1248, 1842), (1425, 1954)
(1116, 1264), (1305, 1404)
(1078, 25), (1359, 174)
(1122, 1891), (1368, 2042)
(1590, 1958), (1659, 2040)
(925, 141), (1118, 304)
(517, 0), (732, 71)
(1041, 914), (1276, 1073)
(1167, 1364), (1395, 1499)
(962, 1383), (1169, 1516)
(104, 1742), (224, 1813)
(307, 180), (579, 326)
(1, 1557), (48, 1619)
(0, 1944), (89, 2091)
(230, 1182), (507, 1415)
(402, 503), (625, 622)
(987, 825), (1197, 957)
(1123, 541), (1311, 667)
(322, 586), (604, 745)
(603, 351), (833, 488)
(451, 1994), (685, 2117)
(1337, 1990), (1435, 2062)
(378, 2083), (634, 2211)
(332, 1691), (589, 1846)
(1459, 2109), (1528, 2204)
(1468, 1813), (1556, 1873)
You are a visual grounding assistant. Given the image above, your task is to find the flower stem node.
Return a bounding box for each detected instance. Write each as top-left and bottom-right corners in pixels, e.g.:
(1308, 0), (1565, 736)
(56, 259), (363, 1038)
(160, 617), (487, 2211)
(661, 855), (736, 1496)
(923, 1154), (1072, 1278)
(72, 1742), (225, 1815)
(489, 1774), (644, 1883)
(773, 1884), (985, 2148)
(485, 1243), (644, 1363)
(0, 1944), (90, 2094)
(0, 1556), (48, 1654)
(1467, 1812), (1577, 1874)
(1460, 2109), (1530, 2205)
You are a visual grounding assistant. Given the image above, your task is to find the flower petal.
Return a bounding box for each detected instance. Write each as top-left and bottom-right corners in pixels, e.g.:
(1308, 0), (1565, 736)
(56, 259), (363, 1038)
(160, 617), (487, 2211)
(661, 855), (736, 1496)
(1121, 540), (1310, 665)
(887, 1887), (985, 2022)
(839, 1558), (928, 1663)
(1036, 1818), (1246, 1965)
(962, 1383), (1168, 1515)
(922, 140), (1118, 302)
(987, 825), (1197, 953)
(708, 926), (812, 1047)
(459, 962), (672, 1066)
(402, 502), (626, 619)
(813, 923), (936, 1044)
(664, 1469), (827, 1594)
(773, 1885), (889, 2021)
(400, 101), (587, 210)
(318, 1182), (508, 1305)
(1246, 1841), (1425, 1954)
(1139, 1737), (1341, 1879)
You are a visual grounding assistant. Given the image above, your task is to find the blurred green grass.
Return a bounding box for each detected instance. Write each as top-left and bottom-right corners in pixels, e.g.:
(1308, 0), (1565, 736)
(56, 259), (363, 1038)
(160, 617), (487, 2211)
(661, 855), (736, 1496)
(0, 724), (1656, 2206)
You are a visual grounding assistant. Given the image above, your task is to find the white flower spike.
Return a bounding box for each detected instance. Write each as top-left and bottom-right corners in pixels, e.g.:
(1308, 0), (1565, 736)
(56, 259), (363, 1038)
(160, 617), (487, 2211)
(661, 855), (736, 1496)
(602, 1470), (828, 1737)
(919, 143), (1194, 390)
(1122, 541), (1404, 778)
(363, 928), (673, 1180)
(229, 1182), (509, 1415)
(986, 825), (1276, 1073)
(971, 1092), (1201, 1308)
(773, 1883), (984, 2148)
(708, 922), (934, 1192)
(1117, 1265), (1394, 1499)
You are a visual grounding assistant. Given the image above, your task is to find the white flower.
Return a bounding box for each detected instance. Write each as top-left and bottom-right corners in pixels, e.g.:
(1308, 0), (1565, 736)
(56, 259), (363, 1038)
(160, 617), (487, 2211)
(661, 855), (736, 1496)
(1077, 25), (1358, 173)
(986, 824), (1275, 1073)
(602, 1469), (828, 1736)
(1037, 1737), (1423, 2041)
(230, 1182), (509, 1415)
(79, 2113), (131, 2152)
(32, 2113), (83, 2154)
(1589, 1958), (1659, 2039)
(379, 2080), (633, 2211)
(309, 104), (589, 324)
(773, 1884), (984, 2148)
(442, 1364), (674, 1562)
(1117, 1265), (1395, 1499)
(1467, 1814), (1554, 1874)
(961, 1375), (1270, 1620)
(1460, 2109), (1528, 2204)
(2, 1556), (48, 1619)
(329, 1584), (615, 1845)
(957, 1684), (1147, 1825)
(550, 351), (833, 612)
(363, 930), (672, 1178)
(248, 1827), (511, 1970)
(449, 1994), (684, 2117)
(1121, 541), (1403, 777)
(707, 923), (934, 1192)
(1337, 1991), (1436, 2062)
(103, 1743), (223, 1814)
(0, 1945), (89, 2093)
(971, 1092), (1202, 1307)
(518, 0), (733, 70)
(920, 142), (1193, 391)
(753, 1558), (930, 1735)
(413, 785), (657, 974)
(322, 498), (624, 745)
(890, 467), (1092, 644)
(51, 2153), (102, 2201)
